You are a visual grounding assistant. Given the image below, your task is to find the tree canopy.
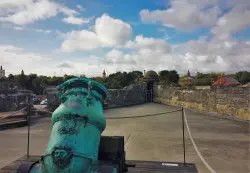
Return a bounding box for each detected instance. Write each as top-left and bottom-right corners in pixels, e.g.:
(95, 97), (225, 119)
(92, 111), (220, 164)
(1, 70), (249, 94)
(158, 70), (180, 85)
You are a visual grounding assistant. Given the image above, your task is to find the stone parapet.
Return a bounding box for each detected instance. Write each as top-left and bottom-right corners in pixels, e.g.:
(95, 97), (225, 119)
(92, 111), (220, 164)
(154, 86), (250, 120)
(46, 84), (146, 110)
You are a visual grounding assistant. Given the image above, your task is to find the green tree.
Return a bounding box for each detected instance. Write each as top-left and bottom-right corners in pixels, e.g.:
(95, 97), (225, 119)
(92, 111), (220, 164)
(32, 77), (40, 94)
(127, 71), (143, 84)
(234, 71), (250, 84)
(159, 70), (179, 85)
(90, 77), (104, 84)
(64, 75), (77, 81)
(104, 72), (127, 89)
(16, 70), (28, 88)
(8, 74), (15, 80)
(78, 74), (86, 78)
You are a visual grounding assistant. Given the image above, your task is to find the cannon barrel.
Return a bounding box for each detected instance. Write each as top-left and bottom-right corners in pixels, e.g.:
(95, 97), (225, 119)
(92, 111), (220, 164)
(24, 78), (117, 173)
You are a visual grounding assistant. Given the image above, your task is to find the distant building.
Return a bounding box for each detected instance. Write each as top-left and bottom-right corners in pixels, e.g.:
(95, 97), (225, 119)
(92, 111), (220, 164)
(143, 70), (158, 102)
(180, 70), (195, 86)
(0, 66), (5, 78)
(213, 76), (241, 86)
(102, 70), (106, 78)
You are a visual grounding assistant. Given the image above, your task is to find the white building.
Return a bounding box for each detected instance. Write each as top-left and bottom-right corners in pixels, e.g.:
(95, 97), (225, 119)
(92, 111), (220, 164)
(0, 66), (5, 78)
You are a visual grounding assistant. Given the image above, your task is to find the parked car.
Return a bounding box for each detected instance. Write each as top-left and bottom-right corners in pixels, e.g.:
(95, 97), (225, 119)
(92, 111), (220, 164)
(33, 97), (40, 104)
(40, 99), (47, 105)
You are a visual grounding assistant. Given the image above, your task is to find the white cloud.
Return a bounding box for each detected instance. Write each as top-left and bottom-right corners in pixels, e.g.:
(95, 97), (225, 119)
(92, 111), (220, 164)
(174, 37), (250, 73)
(1, 1), (250, 76)
(211, 5), (250, 40)
(76, 4), (85, 12)
(0, 0), (77, 25)
(13, 26), (24, 30)
(57, 62), (74, 68)
(12, 26), (51, 34)
(34, 29), (51, 34)
(0, 44), (51, 75)
(105, 49), (136, 65)
(140, 0), (221, 31)
(62, 16), (91, 25)
(95, 14), (132, 46)
(102, 48), (180, 74)
(0, 44), (104, 77)
(101, 32), (250, 74)
(0, 0), (32, 15)
(125, 35), (171, 54)
(100, 36), (176, 73)
(61, 30), (101, 52)
(60, 14), (132, 52)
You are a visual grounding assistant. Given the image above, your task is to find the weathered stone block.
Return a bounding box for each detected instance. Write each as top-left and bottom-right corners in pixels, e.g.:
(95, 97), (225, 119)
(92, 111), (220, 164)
(155, 86), (250, 120)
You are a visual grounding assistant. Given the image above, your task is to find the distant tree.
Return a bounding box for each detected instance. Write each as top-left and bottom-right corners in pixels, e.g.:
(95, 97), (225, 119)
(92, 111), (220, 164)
(64, 75), (77, 81)
(16, 70), (28, 88)
(79, 74), (86, 78)
(159, 70), (179, 85)
(233, 71), (250, 84)
(209, 72), (222, 83)
(91, 77), (104, 84)
(8, 74), (15, 80)
(104, 72), (128, 89)
(127, 71), (143, 84)
(24, 74), (37, 90)
(239, 71), (250, 84)
(169, 70), (180, 84)
(32, 77), (41, 94)
(47, 76), (64, 86)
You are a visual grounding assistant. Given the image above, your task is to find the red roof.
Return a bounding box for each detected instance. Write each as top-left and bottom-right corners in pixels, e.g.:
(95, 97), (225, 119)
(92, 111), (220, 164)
(213, 77), (241, 86)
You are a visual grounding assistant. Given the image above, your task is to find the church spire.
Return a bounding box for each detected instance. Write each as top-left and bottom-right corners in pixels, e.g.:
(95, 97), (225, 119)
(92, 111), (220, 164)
(102, 70), (106, 78)
(187, 70), (190, 77)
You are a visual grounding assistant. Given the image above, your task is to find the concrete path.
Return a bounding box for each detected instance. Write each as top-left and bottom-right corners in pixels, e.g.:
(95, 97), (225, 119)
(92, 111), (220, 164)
(0, 103), (249, 173)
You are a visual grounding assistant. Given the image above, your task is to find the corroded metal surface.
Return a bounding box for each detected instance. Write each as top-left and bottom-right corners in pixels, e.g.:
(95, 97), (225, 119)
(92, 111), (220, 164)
(25, 78), (116, 173)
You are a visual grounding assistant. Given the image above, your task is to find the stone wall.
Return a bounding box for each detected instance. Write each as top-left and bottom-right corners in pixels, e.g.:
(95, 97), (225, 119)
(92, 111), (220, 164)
(46, 83), (146, 109)
(107, 84), (146, 108)
(154, 86), (250, 120)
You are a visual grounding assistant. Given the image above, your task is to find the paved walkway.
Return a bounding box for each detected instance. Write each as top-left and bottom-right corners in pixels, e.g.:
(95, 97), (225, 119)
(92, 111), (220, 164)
(0, 103), (249, 173)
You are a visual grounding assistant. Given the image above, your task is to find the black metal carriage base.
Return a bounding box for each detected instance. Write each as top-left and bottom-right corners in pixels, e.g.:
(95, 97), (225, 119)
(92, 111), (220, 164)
(0, 136), (198, 173)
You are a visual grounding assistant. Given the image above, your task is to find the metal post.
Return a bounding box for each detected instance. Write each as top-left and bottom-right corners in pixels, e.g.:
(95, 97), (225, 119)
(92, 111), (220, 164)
(181, 107), (186, 165)
(151, 90), (153, 102)
(27, 105), (31, 158)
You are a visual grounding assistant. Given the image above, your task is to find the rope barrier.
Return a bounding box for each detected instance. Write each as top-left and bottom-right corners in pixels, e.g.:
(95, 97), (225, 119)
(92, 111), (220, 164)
(183, 109), (217, 173)
(20, 104), (217, 173)
(106, 109), (182, 119)
(34, 108), (182, 119)
(24, 103), (218, 173)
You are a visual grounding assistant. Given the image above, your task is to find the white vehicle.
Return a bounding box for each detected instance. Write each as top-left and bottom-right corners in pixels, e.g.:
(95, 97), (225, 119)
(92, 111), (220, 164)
(40, 99), (47, 105)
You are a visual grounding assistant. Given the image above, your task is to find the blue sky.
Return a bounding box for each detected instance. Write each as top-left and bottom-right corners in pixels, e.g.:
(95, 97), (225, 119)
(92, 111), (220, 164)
(0, 0), (250, 77)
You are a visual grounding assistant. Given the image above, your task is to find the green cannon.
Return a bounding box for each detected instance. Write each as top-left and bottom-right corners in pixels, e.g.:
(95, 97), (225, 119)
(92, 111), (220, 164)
(27, 78), (118, 173)
(15, 77), (199, 173)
